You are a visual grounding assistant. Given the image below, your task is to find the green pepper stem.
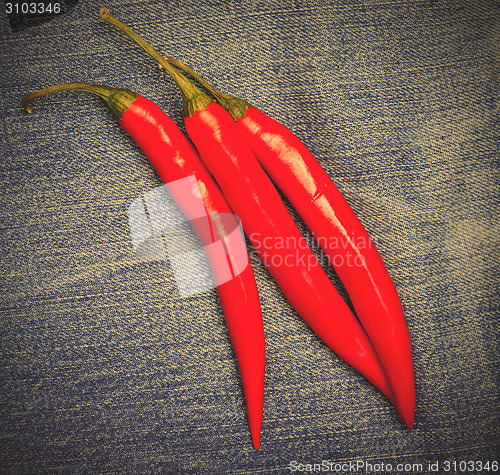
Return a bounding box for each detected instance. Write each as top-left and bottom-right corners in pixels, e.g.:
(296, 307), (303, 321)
(22, 82), (136, 120)
(164, 56), (253, 121)
(164, 57), (228, 104)
(99, 7), (211, 117)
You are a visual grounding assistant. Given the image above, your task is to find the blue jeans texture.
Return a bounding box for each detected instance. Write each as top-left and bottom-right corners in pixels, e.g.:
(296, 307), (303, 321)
(0, 0), (498, 473)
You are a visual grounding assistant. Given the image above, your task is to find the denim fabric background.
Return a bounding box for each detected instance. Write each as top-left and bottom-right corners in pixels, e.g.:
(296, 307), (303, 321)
(1, 0), (499, 473)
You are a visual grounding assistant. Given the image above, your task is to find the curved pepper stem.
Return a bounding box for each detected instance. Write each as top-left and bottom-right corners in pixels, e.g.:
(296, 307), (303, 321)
(22, 82), (136, 120)
(99, 7), (211, 118)
(163, 57), (228, 104)
(164, 57), (252, 121)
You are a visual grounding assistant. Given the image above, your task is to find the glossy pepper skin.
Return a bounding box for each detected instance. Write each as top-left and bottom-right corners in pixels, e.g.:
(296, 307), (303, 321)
(160, 59), (415, 429)
(98, 8), (398, 410)
(237, 107), (415, 429)
(185, 101), (399, 402)
(22, 84), (265, 449)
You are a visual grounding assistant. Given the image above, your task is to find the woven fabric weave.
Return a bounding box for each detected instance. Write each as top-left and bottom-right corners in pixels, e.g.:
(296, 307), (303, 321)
(1, 0), (498, 473)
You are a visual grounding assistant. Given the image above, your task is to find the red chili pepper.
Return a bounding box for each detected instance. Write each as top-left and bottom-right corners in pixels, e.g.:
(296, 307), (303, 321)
(160, 60), (416, 429)
(99, 8), (400, 415)
(22, 82), (266, 449)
